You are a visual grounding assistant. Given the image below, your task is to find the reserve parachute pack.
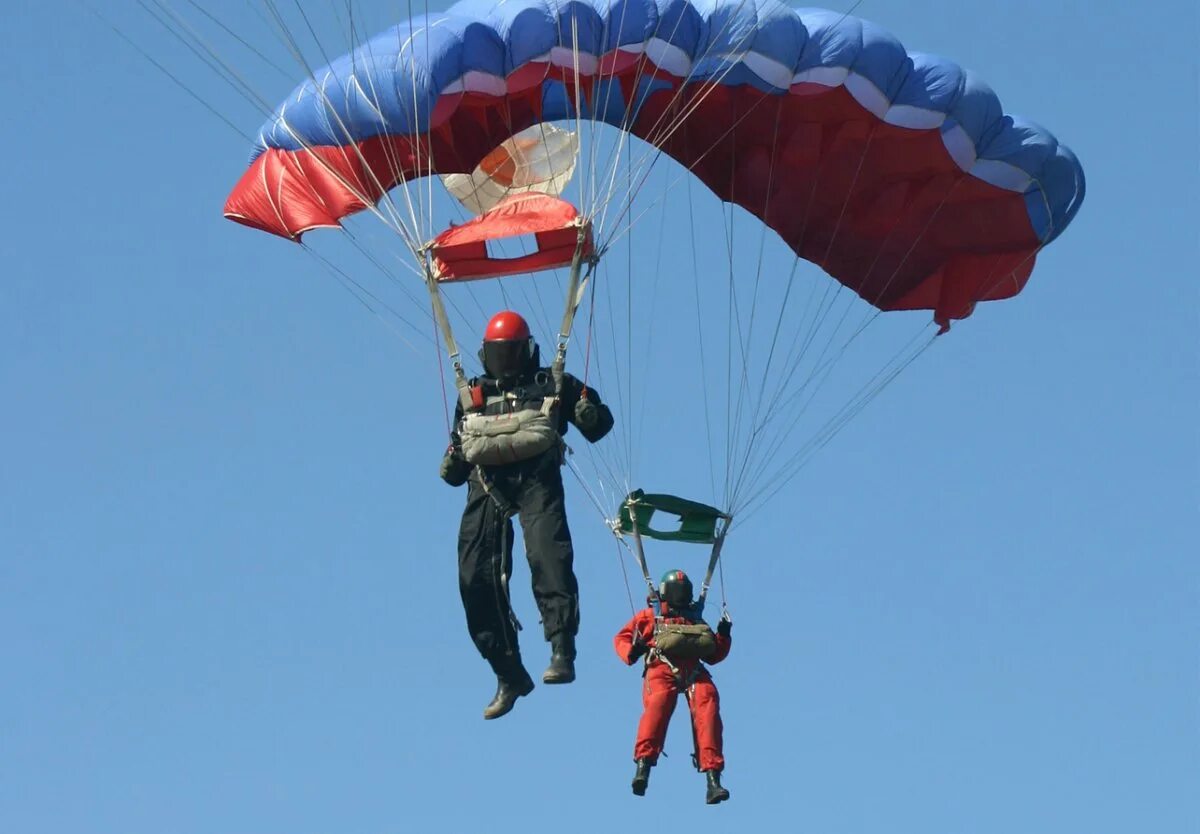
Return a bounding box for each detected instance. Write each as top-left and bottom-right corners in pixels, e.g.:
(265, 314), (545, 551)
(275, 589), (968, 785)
(653, 622), (717, 660)
(459, 409), (559, 465)
(459, 374), (562, 466)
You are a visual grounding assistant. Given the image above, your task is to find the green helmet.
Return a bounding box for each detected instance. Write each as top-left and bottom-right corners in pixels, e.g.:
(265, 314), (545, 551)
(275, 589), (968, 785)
(658, 569), (694, 609)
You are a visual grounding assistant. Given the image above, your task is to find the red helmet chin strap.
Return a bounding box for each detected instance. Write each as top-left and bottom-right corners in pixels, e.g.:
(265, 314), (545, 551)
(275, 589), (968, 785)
(484, 310), (531, 342)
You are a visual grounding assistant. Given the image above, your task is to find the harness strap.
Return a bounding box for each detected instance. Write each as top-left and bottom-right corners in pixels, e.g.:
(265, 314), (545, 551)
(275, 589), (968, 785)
(645, 644), (704, 690)
(478, 468), (522, 643)
(499, 518), (522, 634)
(473, 467), (517, 519)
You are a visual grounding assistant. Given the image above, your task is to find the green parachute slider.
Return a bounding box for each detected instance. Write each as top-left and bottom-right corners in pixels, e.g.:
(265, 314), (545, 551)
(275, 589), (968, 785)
(617, 490), (730, 545)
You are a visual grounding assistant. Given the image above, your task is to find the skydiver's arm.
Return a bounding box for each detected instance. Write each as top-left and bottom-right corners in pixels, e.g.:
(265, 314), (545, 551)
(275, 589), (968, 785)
(439, 399), (470, 486)
(561, 372), (613, 442)
(449, 399), (465, 449)
(708, 615), (732, 664)
(614, 610), (652, 664)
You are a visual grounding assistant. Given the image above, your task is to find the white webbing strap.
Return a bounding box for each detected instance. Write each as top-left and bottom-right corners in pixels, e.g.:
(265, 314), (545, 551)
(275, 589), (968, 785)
(625, 501), (659, 602)
(422, 254), (473, 411)
(696, 517), (732, 610)
(543, 221), (596, 415)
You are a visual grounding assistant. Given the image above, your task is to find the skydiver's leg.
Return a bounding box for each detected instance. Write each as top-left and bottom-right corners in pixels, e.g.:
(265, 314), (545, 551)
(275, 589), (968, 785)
(515, 452), (579, 642)
(457, 480), (520, 663)
(634, 665), (680, 765)
(687, 674), (725, 772)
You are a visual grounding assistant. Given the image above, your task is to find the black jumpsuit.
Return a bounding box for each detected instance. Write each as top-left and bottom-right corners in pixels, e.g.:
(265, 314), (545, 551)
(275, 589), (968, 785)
(448, 369), (613, 672)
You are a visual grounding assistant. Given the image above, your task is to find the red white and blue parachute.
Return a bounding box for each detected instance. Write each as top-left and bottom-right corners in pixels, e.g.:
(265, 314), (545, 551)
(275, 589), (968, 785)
(225, 0), (1084, 329)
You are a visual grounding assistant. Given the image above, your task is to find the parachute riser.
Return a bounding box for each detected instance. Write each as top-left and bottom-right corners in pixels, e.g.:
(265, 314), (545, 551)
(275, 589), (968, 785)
(624, 501), (660, 606)
(696, 516), (732, 617)
(545, 222), (598, 414)
(420, 249), (473, 411)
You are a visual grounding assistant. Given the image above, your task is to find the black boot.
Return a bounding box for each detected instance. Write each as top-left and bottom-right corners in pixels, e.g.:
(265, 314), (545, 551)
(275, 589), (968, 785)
(631, 759), (652, 796)
(704, 770), (730, 805)
(542, 633), (576, 684)
(482, 656), (534, 720)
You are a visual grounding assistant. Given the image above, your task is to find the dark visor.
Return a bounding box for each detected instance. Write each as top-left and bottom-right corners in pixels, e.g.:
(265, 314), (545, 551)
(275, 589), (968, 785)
(483, 340), (527, 378)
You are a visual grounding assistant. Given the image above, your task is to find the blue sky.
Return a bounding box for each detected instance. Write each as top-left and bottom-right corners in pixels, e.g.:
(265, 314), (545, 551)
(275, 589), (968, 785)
(2, 2), (1196, 832)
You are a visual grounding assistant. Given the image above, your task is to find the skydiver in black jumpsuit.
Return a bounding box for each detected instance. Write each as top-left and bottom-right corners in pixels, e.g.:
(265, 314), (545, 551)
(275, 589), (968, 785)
(439, 311), (614, 719)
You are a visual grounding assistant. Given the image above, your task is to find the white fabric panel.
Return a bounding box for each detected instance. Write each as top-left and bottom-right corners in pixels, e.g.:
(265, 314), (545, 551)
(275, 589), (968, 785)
(970, 158), (1033, 193)
(791, 65), (849, 87)
(742, 51), (794, 90)
(442, 124), (581, 215)
(550, 46), (599, 74)
(884, 104), (945, 130)
(941, 123), (977, 171)
(844, 72), (890, 118)
(644, 38), (692, 76)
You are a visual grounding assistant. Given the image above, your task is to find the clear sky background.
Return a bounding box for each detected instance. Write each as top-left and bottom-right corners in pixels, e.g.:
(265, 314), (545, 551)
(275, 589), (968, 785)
(2, 2), (1197, 832)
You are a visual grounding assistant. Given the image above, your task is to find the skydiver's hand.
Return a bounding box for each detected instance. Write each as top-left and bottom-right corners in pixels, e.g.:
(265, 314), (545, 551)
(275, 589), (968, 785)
(573, 395), (600, 431)
(439, 447), (471, 487)
(717, 614), (732, 639)
(627, 631), (648, 664)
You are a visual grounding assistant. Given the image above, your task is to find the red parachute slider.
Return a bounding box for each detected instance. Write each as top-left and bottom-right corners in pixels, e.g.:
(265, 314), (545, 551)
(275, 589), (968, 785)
(429, 193), (592, 283)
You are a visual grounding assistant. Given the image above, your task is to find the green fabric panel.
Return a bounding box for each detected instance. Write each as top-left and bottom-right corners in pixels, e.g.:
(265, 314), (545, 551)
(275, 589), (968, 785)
(617, 490), (726, 544)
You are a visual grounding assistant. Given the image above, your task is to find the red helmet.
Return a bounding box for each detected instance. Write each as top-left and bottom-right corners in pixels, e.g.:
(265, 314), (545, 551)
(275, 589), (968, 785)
(484, 310), (531, 342)
(480, 310), (535, 380)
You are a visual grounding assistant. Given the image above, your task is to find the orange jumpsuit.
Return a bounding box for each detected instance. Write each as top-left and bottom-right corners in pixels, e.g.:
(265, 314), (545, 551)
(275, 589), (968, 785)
(614, 606), (731, 772)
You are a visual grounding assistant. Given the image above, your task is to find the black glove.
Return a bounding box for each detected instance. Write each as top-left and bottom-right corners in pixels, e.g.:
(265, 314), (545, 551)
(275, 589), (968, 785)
(717, 615), (732, 639)
(439, 447), (471, 487)
(574, 395), (600, 430)
(627, 631), (648, 663)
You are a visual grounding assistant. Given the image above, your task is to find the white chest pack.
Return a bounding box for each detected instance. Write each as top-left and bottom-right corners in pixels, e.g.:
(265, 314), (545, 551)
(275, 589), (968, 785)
(458, 379), (562, 466)
(459, 408), (560, 465)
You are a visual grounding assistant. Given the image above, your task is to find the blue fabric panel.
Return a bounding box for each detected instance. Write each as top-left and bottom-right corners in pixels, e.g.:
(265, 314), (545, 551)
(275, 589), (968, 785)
(851, 19), (910, 101)
(946, 72), (1004, 149)
(602, 0), (659, 50)
(895, 53), (964, 113)
(1031, 146), (1086, 243)
(651, 0), (705, 55)
(747, 4), (808, 71)
(794, 8), (861, 72)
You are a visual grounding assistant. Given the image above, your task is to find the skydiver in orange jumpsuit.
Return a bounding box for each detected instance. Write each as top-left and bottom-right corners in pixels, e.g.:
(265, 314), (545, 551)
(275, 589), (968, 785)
(614, 569), (732, 804)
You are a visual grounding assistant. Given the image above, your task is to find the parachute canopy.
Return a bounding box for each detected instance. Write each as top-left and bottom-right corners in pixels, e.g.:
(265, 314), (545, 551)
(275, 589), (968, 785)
(224, 0), (1085, 328)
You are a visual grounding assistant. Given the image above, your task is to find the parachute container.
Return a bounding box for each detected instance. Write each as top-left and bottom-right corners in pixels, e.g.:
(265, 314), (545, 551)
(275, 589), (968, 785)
(441, 125), (579, 216)
(429, 193), (592, 282)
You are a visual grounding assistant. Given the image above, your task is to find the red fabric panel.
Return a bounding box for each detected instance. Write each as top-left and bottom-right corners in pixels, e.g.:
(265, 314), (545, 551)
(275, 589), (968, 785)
(433, 193), (580, 245)
(430, 194), (591, 282)
(889, 250), (1037, 331)
(224, 136), (420, 240)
